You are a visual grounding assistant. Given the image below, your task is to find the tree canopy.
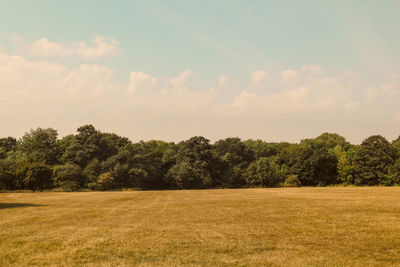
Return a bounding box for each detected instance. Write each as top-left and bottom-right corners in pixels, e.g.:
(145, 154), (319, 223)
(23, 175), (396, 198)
(0, 127), (399, 191)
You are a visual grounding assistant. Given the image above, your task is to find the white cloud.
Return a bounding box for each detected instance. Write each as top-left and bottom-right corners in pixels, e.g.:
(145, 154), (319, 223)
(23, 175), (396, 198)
(251, 70), (270, 85)
(26, 38), (70, 57)
(65, 64), (115, 96)
(76, 36), (120, 59)
(128, 71), (157, 94)
(364, 81), (399, 102)
(1, 51), (399, 143)
(281, 69), (299, 85)
(225, 66), (360, 115)
(169, 69), (192, 87)
(218, 75), (229, 87)
(225, 86), (310, 114)
(24, 36), (120, 59)
(0, 51), (115, 101)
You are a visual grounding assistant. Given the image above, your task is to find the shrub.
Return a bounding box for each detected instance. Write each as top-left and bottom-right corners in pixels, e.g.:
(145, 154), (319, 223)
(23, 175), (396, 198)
(284, 175), (301, 187)
(57, 180), (81, 192)
(87, 182), (104, 191)
(97, 172), (116, 190)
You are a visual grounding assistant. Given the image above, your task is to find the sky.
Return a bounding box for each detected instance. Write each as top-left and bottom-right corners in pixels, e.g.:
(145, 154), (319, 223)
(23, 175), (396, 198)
(0, 0), (400, 144)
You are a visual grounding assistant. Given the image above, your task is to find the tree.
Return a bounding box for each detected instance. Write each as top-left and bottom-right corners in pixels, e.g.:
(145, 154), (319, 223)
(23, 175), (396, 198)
(245, 157), (284, 187)
(0, 137), (17, 152)
(165, 137), (215, 189)
(244, 139), (278, 159)
(387, 159), (400, 185)
(83, 158), (102, 184)
(18, 162), (53, 191)
(97, 172), (116, 190)
(214, 137), (255, 187)
(166, 161), (211, 189)
(314, 133), (351, 151)
(337, 146), (359, 185)
(53, 164), (85, 191)
(0, 137), (17, 159)
(0, 159), (16, 190)
(18, 128), (59, 164)
(283, 175), (301, 187)
(353, 135), (397, 185)
(291, 138), (338, 186)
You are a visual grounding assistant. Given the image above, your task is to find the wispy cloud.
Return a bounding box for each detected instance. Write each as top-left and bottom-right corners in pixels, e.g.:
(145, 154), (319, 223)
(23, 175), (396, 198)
(23, 36), (121, 59)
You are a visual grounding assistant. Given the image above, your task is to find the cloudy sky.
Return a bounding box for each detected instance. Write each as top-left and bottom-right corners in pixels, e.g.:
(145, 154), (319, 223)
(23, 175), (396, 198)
(1, 0), (400, 143)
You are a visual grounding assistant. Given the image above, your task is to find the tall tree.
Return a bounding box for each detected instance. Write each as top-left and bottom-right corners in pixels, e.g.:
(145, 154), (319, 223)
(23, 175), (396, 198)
(353, 135), (397, 185)
(214, 137), (255, 187)
(166, 136), (215, 189)
(18, 128), (59, 164)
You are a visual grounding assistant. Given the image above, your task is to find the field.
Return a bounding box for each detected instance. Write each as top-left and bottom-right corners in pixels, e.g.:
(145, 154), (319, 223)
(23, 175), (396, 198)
(1, 188), (400, 266)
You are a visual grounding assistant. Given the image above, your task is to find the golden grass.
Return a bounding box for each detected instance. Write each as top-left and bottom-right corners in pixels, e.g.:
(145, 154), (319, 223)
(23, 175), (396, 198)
(1, 187), (400, 266)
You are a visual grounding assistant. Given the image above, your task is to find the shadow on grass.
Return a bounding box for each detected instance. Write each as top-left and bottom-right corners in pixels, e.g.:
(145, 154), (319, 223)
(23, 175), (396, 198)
(0, 203), (46, 210)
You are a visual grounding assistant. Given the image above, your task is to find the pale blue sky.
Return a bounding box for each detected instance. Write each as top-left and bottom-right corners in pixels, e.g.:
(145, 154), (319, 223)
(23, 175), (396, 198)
(0, 1), (399, 143)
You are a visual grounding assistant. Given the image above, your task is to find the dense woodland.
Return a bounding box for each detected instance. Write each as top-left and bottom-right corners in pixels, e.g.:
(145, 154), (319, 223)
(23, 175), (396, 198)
(1, 125), (400, 191)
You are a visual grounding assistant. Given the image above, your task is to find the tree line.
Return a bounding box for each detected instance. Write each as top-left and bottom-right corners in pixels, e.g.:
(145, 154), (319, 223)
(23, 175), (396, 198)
(1, 125), (399, 191)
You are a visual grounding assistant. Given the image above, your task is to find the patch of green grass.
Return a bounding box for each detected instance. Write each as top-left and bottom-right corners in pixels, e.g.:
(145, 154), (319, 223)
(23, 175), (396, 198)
(1, 188), (400, 266)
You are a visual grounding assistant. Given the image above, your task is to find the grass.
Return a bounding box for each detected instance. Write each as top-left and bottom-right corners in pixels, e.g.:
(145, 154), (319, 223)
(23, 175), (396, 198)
(1, 187), (400, 266)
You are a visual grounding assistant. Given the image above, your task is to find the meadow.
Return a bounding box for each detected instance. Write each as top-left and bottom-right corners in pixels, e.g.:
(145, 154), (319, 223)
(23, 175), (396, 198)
(1, 187), (400, 266)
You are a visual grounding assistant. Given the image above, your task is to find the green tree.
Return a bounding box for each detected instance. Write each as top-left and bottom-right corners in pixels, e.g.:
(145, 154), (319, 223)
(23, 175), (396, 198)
(0, 159), (17, 190)
(18, 162), (53, 191)
(214, 137), (255, 187)
(0, 137), (17, 159)
(283, 174), (301, 187)
(353, 135), (397, 185)
(97, 172), (116, 190)
(291, 138), (338, 186)
(165, 137), (215, 189)
(245, 157), (284, 187)
(244, 139), (278, 159)
(337, 146), (359, 185)
(53, 164), (84, 191)
(18, 128), (59, 164)
(166, 161), (211, 189)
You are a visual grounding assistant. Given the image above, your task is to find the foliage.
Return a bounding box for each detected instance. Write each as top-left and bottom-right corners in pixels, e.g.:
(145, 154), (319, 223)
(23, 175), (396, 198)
(97, 172), (116, 190)
(18, 128), (59, 164)
(1, 126), (400, 190)
(352, 135), (397, 185)
(0, 159), (16, 190)
(18, 162), (53, 191)
(290, 136), (339, 186)
(245, 157), (284, 187)
(284, 175), (301, 187)
(53, 163), (84, 191)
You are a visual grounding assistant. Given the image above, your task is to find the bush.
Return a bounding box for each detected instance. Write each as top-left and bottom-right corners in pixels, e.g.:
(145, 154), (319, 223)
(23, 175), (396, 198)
(56, 180), (81, 192)
(97, 172), (116, 190)
(284, 175), (301, 187)
(87, 182), (104, 191)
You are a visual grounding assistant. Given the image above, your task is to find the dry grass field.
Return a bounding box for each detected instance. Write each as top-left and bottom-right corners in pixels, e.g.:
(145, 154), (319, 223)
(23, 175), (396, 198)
(1, 187), (400, 266)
